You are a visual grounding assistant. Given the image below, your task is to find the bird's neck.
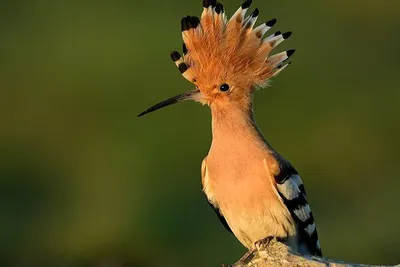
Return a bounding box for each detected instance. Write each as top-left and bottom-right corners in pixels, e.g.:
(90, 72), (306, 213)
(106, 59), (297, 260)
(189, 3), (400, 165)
(210, 102), (267, 150)
(208, 102), (280, 181)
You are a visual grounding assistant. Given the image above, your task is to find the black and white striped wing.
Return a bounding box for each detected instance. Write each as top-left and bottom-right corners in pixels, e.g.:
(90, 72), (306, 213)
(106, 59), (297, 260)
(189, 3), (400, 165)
(275, 162), (322, 256)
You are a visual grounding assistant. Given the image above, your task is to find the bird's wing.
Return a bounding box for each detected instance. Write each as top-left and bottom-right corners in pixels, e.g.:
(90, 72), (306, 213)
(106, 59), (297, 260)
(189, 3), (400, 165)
(206, 198), (233, 234)
(272, 158), (322, 256)
(201, 157), (233, 234)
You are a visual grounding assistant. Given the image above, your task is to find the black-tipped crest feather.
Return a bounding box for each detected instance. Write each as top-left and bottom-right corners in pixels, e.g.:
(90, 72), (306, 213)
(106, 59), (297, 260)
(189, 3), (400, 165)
(170, 51), (181, 62)
(181, 16), (200, 31)
(251, 8), (259, 17)
(178, 63), (188, 73)
(215, 2), (224, 14)
(266, 18), (277, 27)
(286, 49), (295, 57)
(182, 43), (188, 54)
(282, 31), (292, 39)
(241, 0), (252, 9)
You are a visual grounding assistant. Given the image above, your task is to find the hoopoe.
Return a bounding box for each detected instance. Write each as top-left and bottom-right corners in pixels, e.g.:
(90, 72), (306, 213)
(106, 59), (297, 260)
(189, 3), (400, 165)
(139, 0), (322, 258)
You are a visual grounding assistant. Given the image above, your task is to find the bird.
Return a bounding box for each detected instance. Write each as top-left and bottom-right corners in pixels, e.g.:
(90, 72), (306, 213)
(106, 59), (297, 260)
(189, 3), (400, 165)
(138, 0), (322, 259)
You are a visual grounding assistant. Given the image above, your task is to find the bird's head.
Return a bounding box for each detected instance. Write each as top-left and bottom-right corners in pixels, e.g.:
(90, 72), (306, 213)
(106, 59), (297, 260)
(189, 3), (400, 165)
(138, 0), (294, 117)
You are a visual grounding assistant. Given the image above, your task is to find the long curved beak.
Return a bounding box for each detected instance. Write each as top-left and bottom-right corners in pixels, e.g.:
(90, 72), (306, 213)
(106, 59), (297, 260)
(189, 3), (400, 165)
(137, 89), (200, 117)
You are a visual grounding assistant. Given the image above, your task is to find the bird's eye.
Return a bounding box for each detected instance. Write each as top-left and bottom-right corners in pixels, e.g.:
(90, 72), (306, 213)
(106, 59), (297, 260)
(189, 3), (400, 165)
(219, 83), (230, 92)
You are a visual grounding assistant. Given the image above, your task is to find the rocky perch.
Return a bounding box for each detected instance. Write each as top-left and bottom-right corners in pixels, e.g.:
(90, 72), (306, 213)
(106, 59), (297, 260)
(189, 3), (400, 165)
(224, 238), (399, 267)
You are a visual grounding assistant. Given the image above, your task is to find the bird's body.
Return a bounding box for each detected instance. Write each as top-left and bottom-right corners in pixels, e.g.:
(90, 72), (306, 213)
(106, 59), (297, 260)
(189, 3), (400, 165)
(203, 106), (297, 249)
(139, 0), (322, 258)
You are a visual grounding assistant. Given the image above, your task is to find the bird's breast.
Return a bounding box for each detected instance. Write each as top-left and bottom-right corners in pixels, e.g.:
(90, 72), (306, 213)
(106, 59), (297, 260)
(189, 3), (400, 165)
(204, 151), (278, 213)
(203, 146), (296, 248)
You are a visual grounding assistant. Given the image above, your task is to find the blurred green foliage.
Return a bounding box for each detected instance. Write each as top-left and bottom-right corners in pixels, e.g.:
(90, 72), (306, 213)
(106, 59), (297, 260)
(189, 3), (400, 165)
(0, 0), (399, 266)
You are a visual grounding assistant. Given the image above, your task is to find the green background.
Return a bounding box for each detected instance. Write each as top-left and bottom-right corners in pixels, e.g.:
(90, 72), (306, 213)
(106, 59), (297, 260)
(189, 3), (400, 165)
(1, 0), (399, 266)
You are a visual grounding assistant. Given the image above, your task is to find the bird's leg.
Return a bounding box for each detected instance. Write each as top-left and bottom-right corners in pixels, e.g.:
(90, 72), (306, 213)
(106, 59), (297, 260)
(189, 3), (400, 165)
(237, 248), (257, 264)
(234, 236), (275, 266)
(220, 249), (257, 267)
(254, 236), (274, 250)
